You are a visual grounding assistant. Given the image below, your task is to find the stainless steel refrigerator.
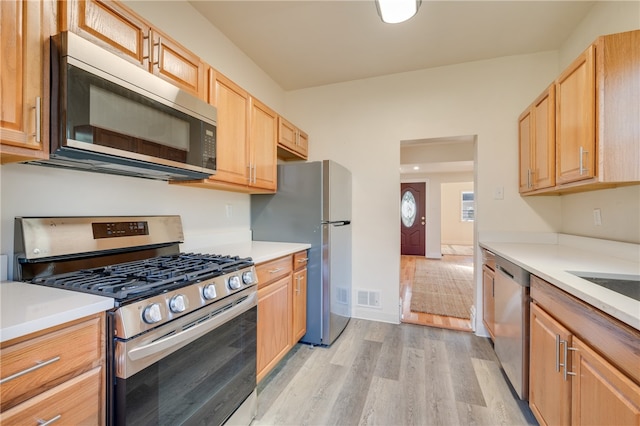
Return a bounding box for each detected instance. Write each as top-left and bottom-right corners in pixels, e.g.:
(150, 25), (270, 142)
(251, 160), (352, 346)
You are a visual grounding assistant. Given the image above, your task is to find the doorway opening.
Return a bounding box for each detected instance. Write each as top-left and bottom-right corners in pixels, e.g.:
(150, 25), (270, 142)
(399, 136), (476, 332)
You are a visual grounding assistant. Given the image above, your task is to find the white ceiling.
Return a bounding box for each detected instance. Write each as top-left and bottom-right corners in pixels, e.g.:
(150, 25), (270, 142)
(190, 0), (595, 91)
(188, 0), (595, 175)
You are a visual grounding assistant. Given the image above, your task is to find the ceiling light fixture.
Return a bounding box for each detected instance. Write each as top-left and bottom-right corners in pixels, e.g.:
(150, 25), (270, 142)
(375, 0), (421, 24)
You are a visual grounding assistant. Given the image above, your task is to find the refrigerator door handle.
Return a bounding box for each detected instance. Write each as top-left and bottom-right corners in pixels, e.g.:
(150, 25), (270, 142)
(321, 220), (351, 226)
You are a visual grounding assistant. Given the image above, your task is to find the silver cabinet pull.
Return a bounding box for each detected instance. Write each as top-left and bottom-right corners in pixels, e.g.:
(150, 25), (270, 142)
(151, 36), (162, 68)
(297, 258), (309, 263)
(33, 97), (41, 143)
(0, 356), (61, 384)
(295, 275), (302, 294)
(555, 334), (561, 373)
(38, 414), (62, 426)
(563, 343), (578, 381)
(142, 34), (151, 61)
(527, 169), (532, 189)
(268, 267), (283, 274)
(579, 146), (589, 176)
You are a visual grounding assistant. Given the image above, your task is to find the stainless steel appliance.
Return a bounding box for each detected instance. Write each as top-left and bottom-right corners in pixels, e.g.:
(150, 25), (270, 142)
(251, 160), (352, 346)
(29, 31), (217, 181)
(494, 255), (531, 400)
(14, 216), (257, 426)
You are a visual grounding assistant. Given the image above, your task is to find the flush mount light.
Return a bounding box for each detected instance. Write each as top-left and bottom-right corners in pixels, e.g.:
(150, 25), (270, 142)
(375, 0), (422, 24)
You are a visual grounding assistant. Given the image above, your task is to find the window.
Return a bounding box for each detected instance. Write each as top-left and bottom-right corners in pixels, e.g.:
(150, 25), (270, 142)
(461, 191), (474, 222)
(401, 190), (416, 227)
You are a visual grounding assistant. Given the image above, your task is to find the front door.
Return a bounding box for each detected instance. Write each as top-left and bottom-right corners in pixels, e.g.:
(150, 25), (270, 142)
(400, 182), (426, 256)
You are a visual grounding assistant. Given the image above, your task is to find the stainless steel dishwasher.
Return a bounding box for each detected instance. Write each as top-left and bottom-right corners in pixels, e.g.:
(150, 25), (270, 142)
(494, 255), (531, 400)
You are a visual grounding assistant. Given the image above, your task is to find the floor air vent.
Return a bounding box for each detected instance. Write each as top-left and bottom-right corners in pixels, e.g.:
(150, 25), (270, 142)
(356, 289), (381, 308)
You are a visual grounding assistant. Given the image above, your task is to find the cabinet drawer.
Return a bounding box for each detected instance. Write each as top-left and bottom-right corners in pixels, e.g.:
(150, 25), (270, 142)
(0, 367), (103, 425)
(256, 256), (292, 289)
(0, 314), (104, 411)
(293, 251), (309, 270)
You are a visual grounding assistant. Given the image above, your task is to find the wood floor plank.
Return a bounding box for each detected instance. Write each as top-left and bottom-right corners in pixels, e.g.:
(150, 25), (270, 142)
(253, 319), (537, 426)
(423, 338), (461, 425)
(446, 333), (487, 406)
(398, 347), (429, 425)
(358, 376), (405, 426)
(326, 339), (383, 425)
(372, 324), (403, 380)
(472, 358), (538, 425)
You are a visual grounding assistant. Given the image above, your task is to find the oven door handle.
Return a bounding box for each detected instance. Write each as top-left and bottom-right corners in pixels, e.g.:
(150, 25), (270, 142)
(127, 291), (256, 362)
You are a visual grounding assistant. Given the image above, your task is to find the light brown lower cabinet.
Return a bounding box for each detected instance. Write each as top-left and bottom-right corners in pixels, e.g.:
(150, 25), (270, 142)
(529, 276), (640, 425)
(0, 312), (106, 425)
(256, 250), (308, 383)
(292, 251), (308, 343)
(257, 274), (292, 383)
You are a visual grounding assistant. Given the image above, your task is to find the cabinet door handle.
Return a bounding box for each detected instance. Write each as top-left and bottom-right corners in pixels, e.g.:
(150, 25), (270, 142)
(555, 334), (561, 373)
(268, 267), (283, 274)
(33, 97), (41, 143)
(142, 34), (151, 61)
(297, 258), (309, 263)
(0, 356), (61, 384)
(563, 343), (578, 381)
(38, 414), (62, 426)
(579, 146), (589, 176)
(527, 169), (532, 189)
(295, 275), (301, 294)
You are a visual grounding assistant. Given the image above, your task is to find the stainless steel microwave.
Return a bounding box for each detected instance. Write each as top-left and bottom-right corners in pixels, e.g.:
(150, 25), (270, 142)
(30, 31), (216, 181)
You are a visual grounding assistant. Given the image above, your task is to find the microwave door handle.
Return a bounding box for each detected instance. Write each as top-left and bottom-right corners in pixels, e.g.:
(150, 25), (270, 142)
(127, 292), (256, 362)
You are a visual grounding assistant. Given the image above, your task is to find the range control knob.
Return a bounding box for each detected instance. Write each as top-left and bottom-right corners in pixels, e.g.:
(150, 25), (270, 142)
(142, 303), (162, 324)
(228, 275), (242, 290)
(242, 271), (255, 284)
(169, 294), (187, 313)
(203, 284), (217, 300)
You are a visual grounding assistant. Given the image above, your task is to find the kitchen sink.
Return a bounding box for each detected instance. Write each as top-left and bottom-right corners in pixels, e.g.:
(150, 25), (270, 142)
(569, 272), (640, 301)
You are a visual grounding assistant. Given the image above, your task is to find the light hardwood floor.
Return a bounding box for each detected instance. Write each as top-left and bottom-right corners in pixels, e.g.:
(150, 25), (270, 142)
(401, 255), (474, 332)
(254, 318), (537, 425)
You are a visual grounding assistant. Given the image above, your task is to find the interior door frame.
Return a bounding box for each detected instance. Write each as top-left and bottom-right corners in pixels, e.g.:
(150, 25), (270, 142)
(400, 178), (429, 258)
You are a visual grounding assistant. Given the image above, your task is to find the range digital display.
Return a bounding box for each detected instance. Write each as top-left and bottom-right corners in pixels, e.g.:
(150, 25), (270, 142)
(92, 221), (149, 239)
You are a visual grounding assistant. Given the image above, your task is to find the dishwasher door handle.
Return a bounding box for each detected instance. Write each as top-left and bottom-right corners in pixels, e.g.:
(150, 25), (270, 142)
(497, 265), (515, 280)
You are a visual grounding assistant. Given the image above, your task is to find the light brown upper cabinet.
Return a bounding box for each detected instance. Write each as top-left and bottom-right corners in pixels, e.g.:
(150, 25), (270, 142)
(249, 97), (278, 192)
(175, 69), (277, 193)
(149, 28), (205, 99)
(519, 85), (556, 194)
(278, 116), (308, 161)
(520, 30), (639, 195)
(555, 45), (596, 185)
(62, 0), (205, 100)
(1, 0), (56, 163)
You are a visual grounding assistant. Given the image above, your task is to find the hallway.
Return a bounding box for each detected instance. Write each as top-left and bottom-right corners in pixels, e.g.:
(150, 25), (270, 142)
(400, 254), (474, 332)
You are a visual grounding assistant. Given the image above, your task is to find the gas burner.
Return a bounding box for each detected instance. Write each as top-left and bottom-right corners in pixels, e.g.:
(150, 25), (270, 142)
(29, 252), (254, 304)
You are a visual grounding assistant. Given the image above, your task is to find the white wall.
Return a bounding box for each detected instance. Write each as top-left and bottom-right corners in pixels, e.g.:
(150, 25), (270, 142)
(556, 1), (640, 244)
(284, 51), (562, 324)
(0, 163), (252, 279)
(284, 1), (639, 326)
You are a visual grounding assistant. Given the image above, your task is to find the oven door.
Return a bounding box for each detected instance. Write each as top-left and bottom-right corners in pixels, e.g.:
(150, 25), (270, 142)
(112, 288), (257, 426)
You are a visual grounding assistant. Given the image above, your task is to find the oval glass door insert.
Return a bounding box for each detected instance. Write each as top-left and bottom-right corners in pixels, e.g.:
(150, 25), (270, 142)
(401, 190), (416, 228)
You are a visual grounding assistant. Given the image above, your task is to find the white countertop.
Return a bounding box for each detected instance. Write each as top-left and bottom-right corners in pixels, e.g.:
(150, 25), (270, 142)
(0, 241), (309, 344)
(0, 282), (114, 343)
(480, 238), (640, 330)
(192, 240), (312, 264)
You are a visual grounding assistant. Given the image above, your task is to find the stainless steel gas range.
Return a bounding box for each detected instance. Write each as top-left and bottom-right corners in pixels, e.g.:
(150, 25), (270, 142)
(14, 216), (258, 426)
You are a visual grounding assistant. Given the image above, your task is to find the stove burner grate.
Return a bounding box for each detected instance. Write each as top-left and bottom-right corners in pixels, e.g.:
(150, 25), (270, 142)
(29, 253), (253, 302)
